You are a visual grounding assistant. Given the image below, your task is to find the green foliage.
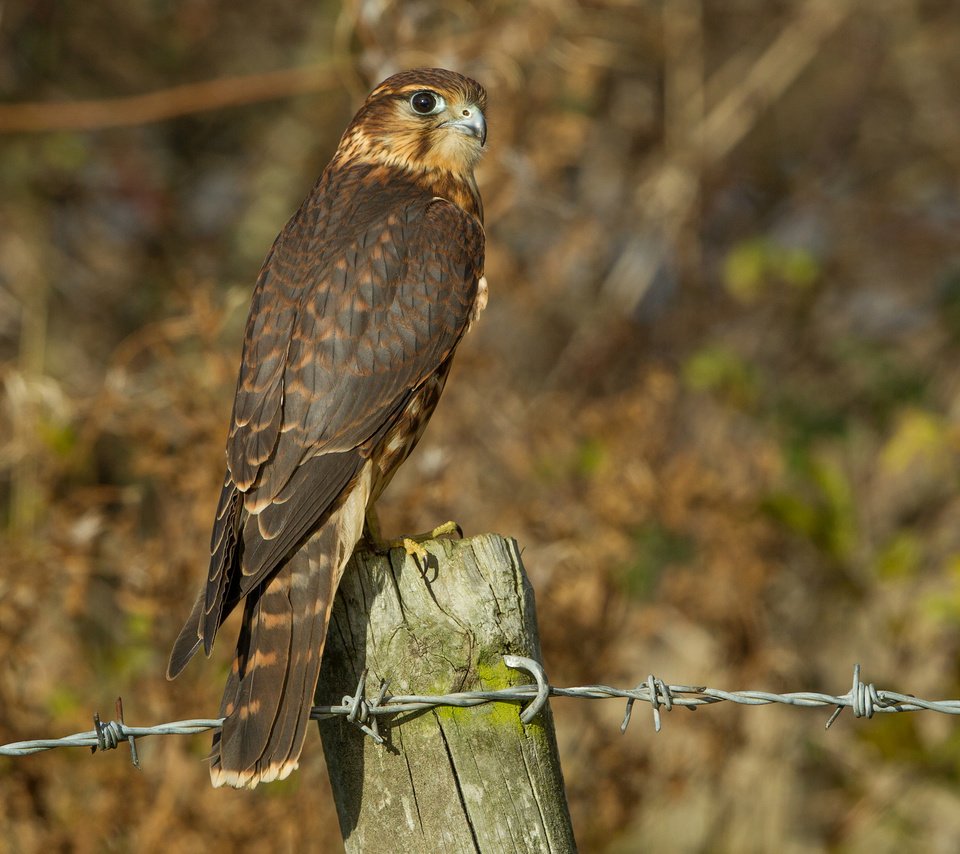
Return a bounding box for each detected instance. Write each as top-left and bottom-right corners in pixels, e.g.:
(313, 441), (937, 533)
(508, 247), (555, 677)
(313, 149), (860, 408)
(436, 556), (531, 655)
(856, 713), (925, 764)
(534, 436), (609, 483)
(828, 338), (929, 424)
(723, 238), (820, 303)
(763, 449), (857, 562)
(921, 556), (960, 627)
(618, 522), (695, 601)
(38, 420), (78, 458)
(45, 685), (84, 719)
(682, 345), (758, 407)
(40, 132), (90, 175)
(936, 266), (960, 343)
(875, 532), (923, 579)
(856, 711), (960, 786)
(575, 437), (607, 477)
(879, 409), (951, 476)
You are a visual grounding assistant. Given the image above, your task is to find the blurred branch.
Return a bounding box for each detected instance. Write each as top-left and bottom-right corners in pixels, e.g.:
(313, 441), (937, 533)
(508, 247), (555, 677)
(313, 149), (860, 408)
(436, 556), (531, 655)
(699, 0), (854, 167)
(0, 62), (339, 134)
(640, 0), (855, 224)
(2, 230), (48, 533)
(662, 0), (705, 284)
(550, 0), (856, 390)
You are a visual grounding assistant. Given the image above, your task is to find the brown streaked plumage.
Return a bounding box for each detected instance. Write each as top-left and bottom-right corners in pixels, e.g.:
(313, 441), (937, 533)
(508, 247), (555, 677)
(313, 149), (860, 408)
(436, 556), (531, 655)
(167, 68), (487, 789)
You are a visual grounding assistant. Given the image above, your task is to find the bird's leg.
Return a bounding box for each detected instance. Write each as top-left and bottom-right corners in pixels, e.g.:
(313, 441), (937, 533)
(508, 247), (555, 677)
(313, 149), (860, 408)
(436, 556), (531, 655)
(362, 505), (385, 548)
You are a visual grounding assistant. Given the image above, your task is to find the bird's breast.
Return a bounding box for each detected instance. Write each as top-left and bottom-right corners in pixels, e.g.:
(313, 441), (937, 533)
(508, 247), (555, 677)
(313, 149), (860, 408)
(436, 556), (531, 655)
(468, 275), (488, 331)
(370, 365), (454, 501)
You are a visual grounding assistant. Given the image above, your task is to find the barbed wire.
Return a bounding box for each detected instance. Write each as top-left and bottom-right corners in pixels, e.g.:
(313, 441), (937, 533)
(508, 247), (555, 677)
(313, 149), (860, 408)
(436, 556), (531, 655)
(2, 660), (957, 768)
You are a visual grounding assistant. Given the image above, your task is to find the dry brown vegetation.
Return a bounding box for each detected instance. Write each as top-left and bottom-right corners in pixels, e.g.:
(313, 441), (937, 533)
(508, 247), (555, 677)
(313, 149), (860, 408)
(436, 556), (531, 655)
(3, 1), (960, 851)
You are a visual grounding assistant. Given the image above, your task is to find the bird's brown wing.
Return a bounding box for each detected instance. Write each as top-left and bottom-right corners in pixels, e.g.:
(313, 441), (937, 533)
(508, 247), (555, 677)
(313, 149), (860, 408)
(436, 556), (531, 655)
(168, 186), (484, 676)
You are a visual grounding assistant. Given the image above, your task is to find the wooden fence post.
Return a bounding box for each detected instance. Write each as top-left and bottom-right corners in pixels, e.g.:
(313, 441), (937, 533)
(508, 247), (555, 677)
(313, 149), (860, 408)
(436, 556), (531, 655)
(316, 533), (578, 853)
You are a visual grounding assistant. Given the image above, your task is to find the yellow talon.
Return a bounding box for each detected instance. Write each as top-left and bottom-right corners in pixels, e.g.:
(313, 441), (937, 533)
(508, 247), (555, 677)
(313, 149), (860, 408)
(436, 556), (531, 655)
(399, 537), (430, 566)
(422, 520), (463, 541)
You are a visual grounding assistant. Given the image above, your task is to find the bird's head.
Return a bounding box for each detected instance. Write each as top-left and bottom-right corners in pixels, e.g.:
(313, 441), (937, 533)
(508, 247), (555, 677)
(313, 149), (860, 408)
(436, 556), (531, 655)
(337, 68), (487, 178)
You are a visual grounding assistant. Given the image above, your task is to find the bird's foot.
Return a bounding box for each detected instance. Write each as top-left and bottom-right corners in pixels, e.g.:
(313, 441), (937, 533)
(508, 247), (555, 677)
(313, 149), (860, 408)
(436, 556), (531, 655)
(366, 520), (463, 568)
(361, 506), (462, 564)
(397, 536), (430, 567)
(378, 520), (463, 552)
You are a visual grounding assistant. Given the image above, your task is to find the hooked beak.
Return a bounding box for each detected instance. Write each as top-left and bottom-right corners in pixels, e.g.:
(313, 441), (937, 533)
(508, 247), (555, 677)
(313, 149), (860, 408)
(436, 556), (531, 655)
(444, 107), (487, 146)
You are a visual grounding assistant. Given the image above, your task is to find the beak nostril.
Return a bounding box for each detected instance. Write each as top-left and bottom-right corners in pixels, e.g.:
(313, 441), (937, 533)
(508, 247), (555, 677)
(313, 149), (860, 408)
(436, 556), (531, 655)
(446, 108), (486, 144)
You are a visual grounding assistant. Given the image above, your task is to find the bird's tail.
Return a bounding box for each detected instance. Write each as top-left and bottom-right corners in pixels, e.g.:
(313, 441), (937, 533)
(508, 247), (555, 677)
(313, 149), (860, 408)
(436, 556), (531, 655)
(209, 503), (362, 789)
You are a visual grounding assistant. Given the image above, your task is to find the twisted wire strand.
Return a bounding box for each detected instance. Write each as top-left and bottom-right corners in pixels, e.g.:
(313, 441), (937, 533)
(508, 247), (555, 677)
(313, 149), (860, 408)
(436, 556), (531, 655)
(2, 663), (956, 767)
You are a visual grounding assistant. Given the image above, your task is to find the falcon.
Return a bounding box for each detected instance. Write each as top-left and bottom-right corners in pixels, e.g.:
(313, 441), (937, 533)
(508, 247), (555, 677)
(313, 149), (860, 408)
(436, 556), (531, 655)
(167, 68), (488, 789)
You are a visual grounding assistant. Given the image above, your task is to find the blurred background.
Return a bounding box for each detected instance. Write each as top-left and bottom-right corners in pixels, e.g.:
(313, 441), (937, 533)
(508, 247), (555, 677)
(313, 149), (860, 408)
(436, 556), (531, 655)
(2, 0), (960, 850)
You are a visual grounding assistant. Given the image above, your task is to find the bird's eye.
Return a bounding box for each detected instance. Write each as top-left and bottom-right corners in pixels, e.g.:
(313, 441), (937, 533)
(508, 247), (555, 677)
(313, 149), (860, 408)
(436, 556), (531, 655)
(410, 91), (443, 115)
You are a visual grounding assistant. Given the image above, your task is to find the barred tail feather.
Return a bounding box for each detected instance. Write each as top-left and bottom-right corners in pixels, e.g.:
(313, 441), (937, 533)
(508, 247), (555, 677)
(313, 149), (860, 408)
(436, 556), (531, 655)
(209, 470), (371, 789)
(209, 539), (329, 788)
(166, 590), (205, 680)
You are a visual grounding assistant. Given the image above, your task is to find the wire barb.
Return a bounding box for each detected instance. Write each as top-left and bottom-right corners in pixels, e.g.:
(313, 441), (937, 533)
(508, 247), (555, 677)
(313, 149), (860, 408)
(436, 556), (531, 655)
(5, 663), (960, 765)
(342, 670), (385, 745)
(621, 675), (675, 734)
(90, 697), (140, 769)
(505, 655), (550, 724)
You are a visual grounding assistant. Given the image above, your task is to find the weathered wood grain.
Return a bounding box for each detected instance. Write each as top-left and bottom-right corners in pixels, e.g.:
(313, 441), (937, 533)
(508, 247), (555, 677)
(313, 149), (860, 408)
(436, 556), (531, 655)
(316, 533), (577, 853)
